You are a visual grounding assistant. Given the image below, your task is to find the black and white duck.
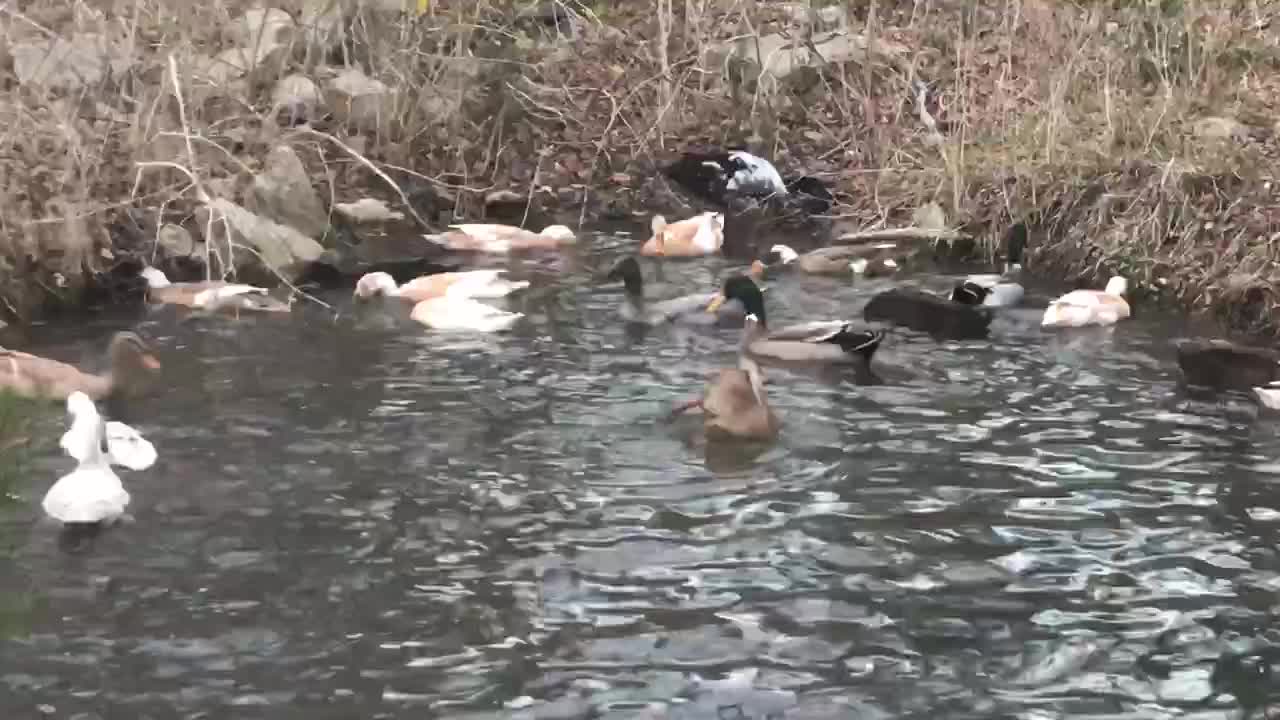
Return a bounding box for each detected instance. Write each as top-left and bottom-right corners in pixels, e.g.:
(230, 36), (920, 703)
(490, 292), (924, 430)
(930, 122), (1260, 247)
(664, 150), (834, 216)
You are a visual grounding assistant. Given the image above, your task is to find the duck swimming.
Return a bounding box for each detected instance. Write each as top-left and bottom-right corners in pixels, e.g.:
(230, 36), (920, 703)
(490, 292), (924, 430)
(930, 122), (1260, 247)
(0, 331), (161, 402)
(139, 267), (291, 314)
(1040, 276), (1130, 328)
(951, 226), (1027, 308)
(707, 275), (884, 365)
(42, 391), (156, 527)
(863, 287), (993, 340)
(1174, 338), (1280, 393)
(353, 270), (528, 303)
(671, 314), (781, 441)
(640, 212), (725, 257)
(409, 296), (523, 333)
(606, 256), (743, 326)
(765, 243), (901, 277)
(422, 223), (577, 253)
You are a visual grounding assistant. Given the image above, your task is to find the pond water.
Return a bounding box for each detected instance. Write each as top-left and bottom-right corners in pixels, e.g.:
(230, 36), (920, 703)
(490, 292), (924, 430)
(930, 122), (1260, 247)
(2, 230), (1279, 719)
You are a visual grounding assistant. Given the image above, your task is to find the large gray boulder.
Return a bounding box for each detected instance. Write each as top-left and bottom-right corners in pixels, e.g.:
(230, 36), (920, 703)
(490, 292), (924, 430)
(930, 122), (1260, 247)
(199, 199), (325, 281)
(247, 145), (329, 240)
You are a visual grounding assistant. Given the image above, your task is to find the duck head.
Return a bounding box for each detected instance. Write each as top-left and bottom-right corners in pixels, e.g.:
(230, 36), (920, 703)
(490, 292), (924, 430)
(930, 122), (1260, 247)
(707, 274), (767, 324)
(109, 332), (161, 373)
(540, 225), (577, 242)
(353, 271), (399, 299)
(606, 256), (644, 296)
(766, 244), (799, 266)
(139, 267), (171, 289)
(1105, 276), (1128, 296)
(950, 281), (990, 306)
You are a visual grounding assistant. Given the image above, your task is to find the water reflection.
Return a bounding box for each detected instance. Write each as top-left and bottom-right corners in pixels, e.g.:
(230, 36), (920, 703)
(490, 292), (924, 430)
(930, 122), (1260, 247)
(0, 234), (1278, 717)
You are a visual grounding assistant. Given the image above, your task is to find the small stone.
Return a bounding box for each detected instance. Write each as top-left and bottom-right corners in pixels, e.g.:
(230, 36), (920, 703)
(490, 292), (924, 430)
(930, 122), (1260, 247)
(484, 190), (524, 206)
(334, 198), (404, 223)
(609, 172), (632, 186)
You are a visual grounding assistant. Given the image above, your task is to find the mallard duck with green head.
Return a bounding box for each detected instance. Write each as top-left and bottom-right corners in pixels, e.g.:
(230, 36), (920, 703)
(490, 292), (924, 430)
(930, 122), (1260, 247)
(705, 275), (884, 365)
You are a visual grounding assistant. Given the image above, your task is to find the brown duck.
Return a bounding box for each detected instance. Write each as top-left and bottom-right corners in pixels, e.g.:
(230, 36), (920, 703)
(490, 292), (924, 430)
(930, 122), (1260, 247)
(0, 331), (161, 402)
(140, 267), (291, 314)
(672, 314), (780, 441)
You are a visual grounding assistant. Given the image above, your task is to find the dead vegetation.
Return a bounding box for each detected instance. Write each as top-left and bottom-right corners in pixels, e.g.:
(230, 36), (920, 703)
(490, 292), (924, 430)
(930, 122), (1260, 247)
(0, 1), (1278, 332)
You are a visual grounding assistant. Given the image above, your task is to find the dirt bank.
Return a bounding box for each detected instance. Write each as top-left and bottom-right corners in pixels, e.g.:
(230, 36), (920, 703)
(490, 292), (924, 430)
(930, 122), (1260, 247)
(1, 1), (1277, 332)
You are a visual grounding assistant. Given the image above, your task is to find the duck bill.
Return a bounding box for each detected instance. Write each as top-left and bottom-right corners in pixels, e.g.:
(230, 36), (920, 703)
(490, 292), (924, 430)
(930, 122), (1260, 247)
(141, 353), (162, 370)
(705, 294), (726, 313)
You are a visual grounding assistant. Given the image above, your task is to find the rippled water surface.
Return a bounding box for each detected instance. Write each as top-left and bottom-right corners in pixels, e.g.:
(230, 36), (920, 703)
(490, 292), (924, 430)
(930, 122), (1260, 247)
(4, 230), (1280, 719)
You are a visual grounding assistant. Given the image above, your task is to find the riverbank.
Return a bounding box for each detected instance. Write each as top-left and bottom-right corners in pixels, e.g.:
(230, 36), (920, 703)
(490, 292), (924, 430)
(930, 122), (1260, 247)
(1, 1), (1277, 332)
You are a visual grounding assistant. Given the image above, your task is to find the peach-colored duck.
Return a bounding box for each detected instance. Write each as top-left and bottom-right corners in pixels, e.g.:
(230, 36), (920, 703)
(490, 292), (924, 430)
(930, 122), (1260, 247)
(352, 270), (528, 303)
(639, 212), (725, 257)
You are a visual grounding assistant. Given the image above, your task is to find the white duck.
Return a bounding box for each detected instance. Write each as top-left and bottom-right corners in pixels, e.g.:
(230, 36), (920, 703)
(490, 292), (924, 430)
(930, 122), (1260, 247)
(353, 270), (529, 303)
(959, 229), (1027, 308)
(409, 296), (524, 333)
(139, 267), (290, 313)
(723, 151), (788, 197)
(1040, 276), (1131, 328)
(42, 391), (156, 526)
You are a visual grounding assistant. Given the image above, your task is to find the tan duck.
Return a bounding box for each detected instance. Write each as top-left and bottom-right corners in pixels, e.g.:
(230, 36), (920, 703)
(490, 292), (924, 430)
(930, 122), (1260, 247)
(673, 314), (780, 441)
(140, 268), (291, 313)
(422, 223), (577, 253)
(640, 212), (725, 257)
(0, 331), (161, 402)
(706, 275), (885, 366)
(765, 243), (900, 277)
(353, 270), (529, 303)
(1040, 276), (1130, 328)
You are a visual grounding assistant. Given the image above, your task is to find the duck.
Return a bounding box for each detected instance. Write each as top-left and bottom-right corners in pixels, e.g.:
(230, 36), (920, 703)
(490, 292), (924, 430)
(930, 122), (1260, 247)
(605, 256), (745, 326)
(139, 267), (291, 313)
(952, 225), (1027, 307)
(663, 150), (833, 215)
(706, 275), (885, 366)
(353, 269), (528, 303)
(409, 296), (523, 332)
(422, 223), (577, 253)
(863, 287), (993, 340)
(1254, 382), (1280, 411)
(671, 314), (780, 441)
(765, 243), (900, 277)
(1040, 276), (1130, 328)
(1174, 338), (1280, 392)
(42, 391), (156, 527)
(0, 331), (161, 402)
(639, 212), (725, 257)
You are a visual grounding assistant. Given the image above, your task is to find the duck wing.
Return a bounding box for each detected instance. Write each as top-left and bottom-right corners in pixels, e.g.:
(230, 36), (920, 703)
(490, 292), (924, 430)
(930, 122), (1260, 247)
(104, 421), (157, 471)
(650, 291), (721, 322)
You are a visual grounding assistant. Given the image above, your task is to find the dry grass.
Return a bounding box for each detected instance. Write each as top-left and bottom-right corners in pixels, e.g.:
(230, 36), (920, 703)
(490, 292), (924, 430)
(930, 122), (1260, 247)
(0, 0), (1278, 330)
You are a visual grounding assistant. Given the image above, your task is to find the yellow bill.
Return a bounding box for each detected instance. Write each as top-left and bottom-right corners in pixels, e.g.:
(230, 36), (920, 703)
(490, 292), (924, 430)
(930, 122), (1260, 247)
(416, 0), (429, 15)
(705, 294), (726, 313)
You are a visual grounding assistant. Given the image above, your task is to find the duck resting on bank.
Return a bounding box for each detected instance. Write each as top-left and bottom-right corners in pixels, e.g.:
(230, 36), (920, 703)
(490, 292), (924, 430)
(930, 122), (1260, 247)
(670, 314), (781, 441)
(640, 212), (725, 257)
(139, 267), (291, 314)
(353, 270), (528, 303)
(0, 331), (161, 402)
(707, 275), (885, 366)
(663, 150), (834, 216)
(422, 223), (577, 253)
(1040, 276), (1130, 328)
(42, 391), (156, 527)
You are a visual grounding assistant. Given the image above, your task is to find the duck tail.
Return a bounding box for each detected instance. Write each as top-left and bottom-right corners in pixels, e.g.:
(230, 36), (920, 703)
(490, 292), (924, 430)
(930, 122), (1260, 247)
(838, 327), (885, 361)
(421, 232), (449, 246)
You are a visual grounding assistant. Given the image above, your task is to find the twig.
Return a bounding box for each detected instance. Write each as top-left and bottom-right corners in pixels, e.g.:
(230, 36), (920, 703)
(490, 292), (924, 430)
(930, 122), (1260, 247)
(291, 128), (431, 230)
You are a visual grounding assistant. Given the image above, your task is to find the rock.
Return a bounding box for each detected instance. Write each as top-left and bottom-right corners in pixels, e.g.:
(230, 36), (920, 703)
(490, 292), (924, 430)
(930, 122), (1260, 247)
(1194, 116), (1246, 142)
(272, 74), (323, 125)
(723, 30), (907, 85)
(196, 44), (287, 86)
(157, 224), (197, 257)
(781, 3), (847, 30)
(334, 198), (404, 223)
(199, 199), (325, 280)
(912, 201), (948, 230)
(327, 68), (396, 132)
(11, 33), (131, 90)
(226, 7), (295, 47)
(247, 145), (329, 240)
